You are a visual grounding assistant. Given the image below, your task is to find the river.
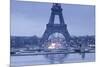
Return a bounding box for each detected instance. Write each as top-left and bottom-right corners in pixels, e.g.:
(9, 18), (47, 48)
(10, 53), (95, 66)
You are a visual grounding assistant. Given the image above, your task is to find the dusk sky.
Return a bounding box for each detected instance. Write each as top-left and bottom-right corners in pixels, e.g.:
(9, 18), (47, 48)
(11, 0), (95, 37)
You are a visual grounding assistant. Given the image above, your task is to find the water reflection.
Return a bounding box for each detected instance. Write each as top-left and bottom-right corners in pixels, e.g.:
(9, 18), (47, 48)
(43, 34), (69, 64)
(45, 54), (67, 64)
(43, 38), (67, 63)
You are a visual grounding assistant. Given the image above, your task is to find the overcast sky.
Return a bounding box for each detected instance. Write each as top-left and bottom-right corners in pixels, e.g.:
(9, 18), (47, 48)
(11, 0), (95, 37)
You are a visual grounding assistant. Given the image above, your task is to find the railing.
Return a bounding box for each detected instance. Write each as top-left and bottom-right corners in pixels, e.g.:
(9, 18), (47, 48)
(11, 49), (95, 56)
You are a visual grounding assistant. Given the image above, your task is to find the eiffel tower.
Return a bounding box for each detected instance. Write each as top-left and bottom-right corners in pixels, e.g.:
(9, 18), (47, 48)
(40, 3), (70, 47)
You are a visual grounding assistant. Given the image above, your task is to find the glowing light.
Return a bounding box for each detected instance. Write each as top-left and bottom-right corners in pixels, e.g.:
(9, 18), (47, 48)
(48, 43), (56, 49)
(48, 42), (62, 49)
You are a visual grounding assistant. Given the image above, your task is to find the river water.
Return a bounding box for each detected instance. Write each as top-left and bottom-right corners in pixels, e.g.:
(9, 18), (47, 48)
(10, 53), (95, 66)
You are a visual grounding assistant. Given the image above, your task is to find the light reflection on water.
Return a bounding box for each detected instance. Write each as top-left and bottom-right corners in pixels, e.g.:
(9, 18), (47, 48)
(45, 54), (67, 64)
(11, 53), (95, 66)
